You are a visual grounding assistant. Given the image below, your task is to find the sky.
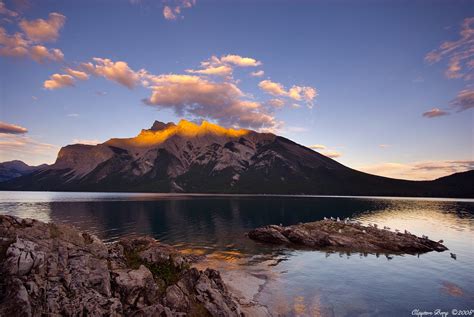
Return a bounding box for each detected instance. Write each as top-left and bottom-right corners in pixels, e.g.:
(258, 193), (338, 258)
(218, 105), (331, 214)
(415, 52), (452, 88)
(0, 0), (473, 180)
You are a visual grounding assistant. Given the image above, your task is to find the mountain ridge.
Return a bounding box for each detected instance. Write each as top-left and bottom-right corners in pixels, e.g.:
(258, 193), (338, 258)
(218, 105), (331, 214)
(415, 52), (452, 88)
(0, 120), (473, 198)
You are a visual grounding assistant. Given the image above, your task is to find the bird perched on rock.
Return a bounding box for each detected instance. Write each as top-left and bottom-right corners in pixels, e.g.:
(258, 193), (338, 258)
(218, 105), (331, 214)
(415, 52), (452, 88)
(323, 217), (327, 220)
(438, 240), (444, 244)
(450, 253), (457, 260)
(337, 217), (341, 222)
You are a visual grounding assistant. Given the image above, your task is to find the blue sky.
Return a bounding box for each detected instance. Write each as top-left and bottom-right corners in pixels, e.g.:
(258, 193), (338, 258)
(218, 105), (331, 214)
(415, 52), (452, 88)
(0, 0), (473, 180)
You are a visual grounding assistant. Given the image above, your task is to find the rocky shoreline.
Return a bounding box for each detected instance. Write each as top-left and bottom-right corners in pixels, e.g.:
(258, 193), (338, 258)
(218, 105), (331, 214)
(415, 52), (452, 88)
(0, 215), (246, 316)
(248, 219), (448, 254)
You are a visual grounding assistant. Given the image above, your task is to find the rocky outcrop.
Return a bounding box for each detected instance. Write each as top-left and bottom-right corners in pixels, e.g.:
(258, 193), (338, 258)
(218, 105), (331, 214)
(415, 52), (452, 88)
(0, 215), (243, 316)
(248, 220), (448, 254)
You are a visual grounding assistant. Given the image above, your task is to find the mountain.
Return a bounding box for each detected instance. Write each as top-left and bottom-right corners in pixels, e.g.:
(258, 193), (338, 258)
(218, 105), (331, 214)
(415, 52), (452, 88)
(1, 120), (473, 197)
(0, 160), (48, 182)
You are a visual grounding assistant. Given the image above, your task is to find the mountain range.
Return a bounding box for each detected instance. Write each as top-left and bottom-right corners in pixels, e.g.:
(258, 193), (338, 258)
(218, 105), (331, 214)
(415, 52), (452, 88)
(1, 120), (473, 197)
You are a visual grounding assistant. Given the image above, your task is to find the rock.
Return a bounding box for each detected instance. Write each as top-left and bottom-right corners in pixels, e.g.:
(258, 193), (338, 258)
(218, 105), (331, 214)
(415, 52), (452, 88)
(0, 215), (244, 316)
(246, 225), (290, 244)
(248, 220), (449, 254)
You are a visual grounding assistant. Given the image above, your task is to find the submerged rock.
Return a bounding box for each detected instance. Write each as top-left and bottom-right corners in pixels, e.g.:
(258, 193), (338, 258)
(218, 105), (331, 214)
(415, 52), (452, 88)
(248, 220), (448, 254)
(0, 215), (243, 316)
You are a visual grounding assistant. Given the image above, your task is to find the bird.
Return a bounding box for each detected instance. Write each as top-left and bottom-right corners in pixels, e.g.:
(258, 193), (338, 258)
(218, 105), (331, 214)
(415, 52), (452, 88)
(395, 229), (400, 233)
(386, 255), (393, 260)
(323, 217), (327, 220)
(337, 217), (340, 222)
(338, 229), (342, 233)
(373, 224), (378, 228)
(438, 239), (444, 244)
(450, 253), (457, 260)
(330, 217), (335, 221)
(362, 230), (366, 233)
(422, 235), (429, 239)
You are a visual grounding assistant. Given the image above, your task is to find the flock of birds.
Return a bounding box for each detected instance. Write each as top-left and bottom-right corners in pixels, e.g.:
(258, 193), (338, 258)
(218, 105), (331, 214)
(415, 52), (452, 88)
(320, 216), (457, 260)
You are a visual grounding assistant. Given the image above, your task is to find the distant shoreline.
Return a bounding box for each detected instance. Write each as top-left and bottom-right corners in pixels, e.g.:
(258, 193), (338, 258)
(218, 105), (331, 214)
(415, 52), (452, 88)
(1, 190), (473, 202)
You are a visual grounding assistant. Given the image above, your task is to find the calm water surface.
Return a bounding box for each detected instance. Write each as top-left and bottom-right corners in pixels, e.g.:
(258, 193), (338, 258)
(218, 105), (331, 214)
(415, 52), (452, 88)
(0, 191), (473, 316)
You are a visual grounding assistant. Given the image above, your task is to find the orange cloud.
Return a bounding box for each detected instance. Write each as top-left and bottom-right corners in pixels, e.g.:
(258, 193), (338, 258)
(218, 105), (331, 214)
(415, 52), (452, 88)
(422, 108), (449, 118)
(19, 12), (65, 42)
(0, 1), (18, 17)
(143, 73), (277, 129)
(308, 144), (326, 150)
(425, 17), (474, 80)
(450, 88), (474, 112)
(72, 139), (102, 145)
(0, 25), (64, 63)
(359, 160), (474, 180)
(0, 133), (58, 165)
(65, 68), (89, 80)
(162, 0), (196, 20)
(0, 121), (28, 134)
(186, 64), (232, 77)
(79, 58), (140, 88)
(250, 70), (264, 77)
(43, 74), (75, 90)
(259, 79), (317, 107)
(321, 150), (342, 159)
(30, 45), (63, 62)
(266, 99), (285, 108)
(220, 54), (261, 67)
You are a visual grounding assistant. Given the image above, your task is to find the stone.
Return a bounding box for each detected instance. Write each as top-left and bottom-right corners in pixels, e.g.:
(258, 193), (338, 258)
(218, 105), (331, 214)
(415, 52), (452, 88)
(248, 219), (449, 254)
(0, 215), (245, 316)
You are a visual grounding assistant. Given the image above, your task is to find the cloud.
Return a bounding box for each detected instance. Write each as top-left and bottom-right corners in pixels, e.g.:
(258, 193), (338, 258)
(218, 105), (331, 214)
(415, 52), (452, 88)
(30, 45), (63, 62)
(259, 79), (286, 96)
(359, 160), (474, 181)
(72, 139), (102, 145)
(186, 64), (232, 77)
(422, 108), (449, 118)
(266, 99), (285, 108)
(308, 144), (341, 159)
(0, 121), (28, 134)
(450, 88), (474, 112)
(19, 12), (65, 42)
(45, 54), (317, 131)
(320, 150), (341, 159)
(0, 133), (58, 165)
(67, 113), (79, 117)
(220, 54), (261, 67)
(186, 54), (262, 78)
(65, 68), (89, 80)
(379, 144), (390, 148)
(0, 21), (64, 63)
(142, 73), (277, 129)
(162, 0), (195, 20)
(250, 70), (264, 77)
(79, 58), (139, 88)
(308, 144), (326, 150)
(259, 79), (317, 108)
(425, 17), (474, 80)
(0, 1), (18, 17)
(43, 74), (74, 89)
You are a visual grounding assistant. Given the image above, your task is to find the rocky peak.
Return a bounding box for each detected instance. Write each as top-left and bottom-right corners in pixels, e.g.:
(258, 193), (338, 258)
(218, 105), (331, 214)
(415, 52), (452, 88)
(149, 121), (176, 131)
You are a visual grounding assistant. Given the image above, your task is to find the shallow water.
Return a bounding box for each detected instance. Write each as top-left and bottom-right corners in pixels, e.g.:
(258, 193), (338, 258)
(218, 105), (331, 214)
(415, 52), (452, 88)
(1, 191), (473, 316)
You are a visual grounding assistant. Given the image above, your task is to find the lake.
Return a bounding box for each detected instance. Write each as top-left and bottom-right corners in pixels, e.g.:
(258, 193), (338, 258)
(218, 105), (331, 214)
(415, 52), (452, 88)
(0, 191), (473, 316)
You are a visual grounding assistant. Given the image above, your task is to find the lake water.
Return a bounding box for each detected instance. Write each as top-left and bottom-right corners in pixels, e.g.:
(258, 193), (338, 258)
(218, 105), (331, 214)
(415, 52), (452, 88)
(0, 191), (473, 316)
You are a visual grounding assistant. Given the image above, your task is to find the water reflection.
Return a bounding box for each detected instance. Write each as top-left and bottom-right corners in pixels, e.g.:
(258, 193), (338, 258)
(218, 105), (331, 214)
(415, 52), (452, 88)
(0, 192), (473, 316)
